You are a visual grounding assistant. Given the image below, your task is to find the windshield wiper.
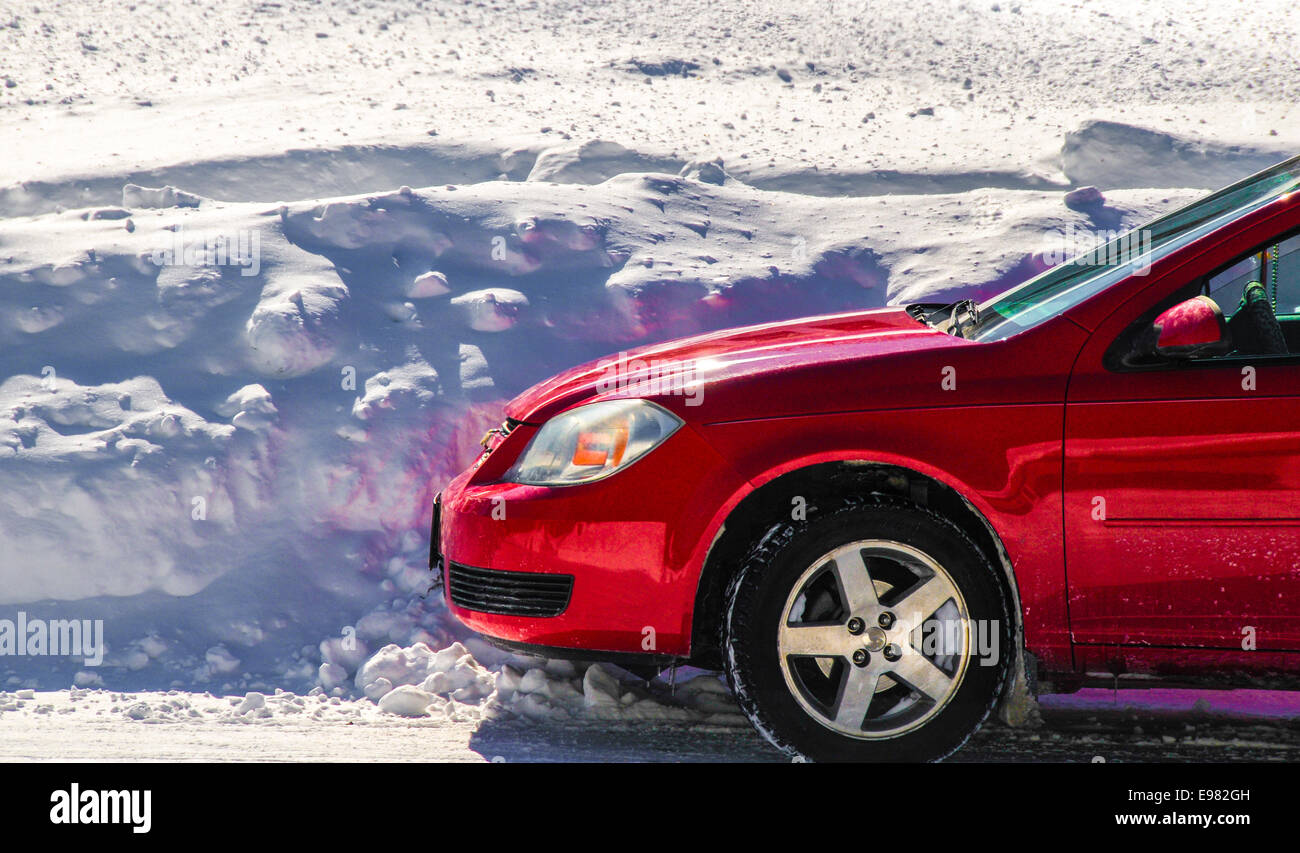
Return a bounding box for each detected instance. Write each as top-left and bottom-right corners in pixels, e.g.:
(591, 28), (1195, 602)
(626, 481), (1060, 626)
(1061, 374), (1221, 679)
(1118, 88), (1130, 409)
(910, 298), (980, 338)
(948, 298), (980, 339)
(907, 299), (984, 339)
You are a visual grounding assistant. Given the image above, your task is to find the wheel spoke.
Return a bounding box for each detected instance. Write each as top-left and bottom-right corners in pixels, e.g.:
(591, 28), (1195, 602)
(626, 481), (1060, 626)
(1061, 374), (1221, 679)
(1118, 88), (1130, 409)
(779, 623), (849, 658)
(892, 574), (957, 635)
(829, 547), (878, 613)
(889, 648), (953, 703)
(832, 666), (880, 729)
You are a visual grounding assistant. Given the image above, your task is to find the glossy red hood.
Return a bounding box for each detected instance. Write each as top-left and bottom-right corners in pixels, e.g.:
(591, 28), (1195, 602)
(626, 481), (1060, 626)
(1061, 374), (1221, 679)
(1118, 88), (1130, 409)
(505, 307), (969, 423)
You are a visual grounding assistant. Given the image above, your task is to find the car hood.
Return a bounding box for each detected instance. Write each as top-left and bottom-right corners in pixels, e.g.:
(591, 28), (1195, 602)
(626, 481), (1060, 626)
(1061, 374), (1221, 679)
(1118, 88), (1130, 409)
(505, 306), (970, 423)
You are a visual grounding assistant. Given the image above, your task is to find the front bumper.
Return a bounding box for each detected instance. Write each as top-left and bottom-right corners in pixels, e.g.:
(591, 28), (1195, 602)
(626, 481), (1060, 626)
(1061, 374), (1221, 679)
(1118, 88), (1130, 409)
(436, 421), (746, 659)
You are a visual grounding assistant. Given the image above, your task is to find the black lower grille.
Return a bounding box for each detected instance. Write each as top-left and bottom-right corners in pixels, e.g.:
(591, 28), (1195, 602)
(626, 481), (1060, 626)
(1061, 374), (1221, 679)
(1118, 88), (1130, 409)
(447, 562), (573, 617)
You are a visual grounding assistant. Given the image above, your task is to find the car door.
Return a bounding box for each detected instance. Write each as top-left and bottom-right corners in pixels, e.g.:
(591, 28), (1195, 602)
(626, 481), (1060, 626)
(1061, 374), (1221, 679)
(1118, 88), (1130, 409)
(1064, 223), (1300, 652)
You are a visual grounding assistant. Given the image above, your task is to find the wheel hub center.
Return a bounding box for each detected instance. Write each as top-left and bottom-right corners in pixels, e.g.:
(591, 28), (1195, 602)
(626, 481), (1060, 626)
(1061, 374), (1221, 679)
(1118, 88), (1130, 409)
(864, 625), (888, 652)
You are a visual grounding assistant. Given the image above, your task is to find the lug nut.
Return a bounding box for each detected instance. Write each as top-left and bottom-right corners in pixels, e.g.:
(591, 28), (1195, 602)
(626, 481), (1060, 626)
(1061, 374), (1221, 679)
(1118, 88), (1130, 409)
(852, 649), (870, 667)
(878, 611), (895, 629)
(883, 644), (902, 662)
(847, 617), (865, 635)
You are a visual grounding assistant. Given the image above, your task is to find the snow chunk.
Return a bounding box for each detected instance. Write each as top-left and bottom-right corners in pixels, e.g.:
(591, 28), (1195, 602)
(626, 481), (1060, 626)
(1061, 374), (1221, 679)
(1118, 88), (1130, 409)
(237, 692), (266, 714)
(449, 288), (528, 332)
(216, 384), (278, 432)
(406, 270), (451, 298)
(679, 156), (728, 185)
(354, 642), (440, 693)
(318, 663), (348, 690)
(350, 363), (440, 422)
(582, 664), (621, 707)
(528, 140), (679, 184)
(1064, 186), (1105, 208)
(245, 275), (347, 377)
(122, 183), (206, 209)
(363, 677), (394, 701)
(518, 668), (549, 694)
(378, 685), (438, 716)
(319, 636), (370, 673)
(73, 671), (104, 688)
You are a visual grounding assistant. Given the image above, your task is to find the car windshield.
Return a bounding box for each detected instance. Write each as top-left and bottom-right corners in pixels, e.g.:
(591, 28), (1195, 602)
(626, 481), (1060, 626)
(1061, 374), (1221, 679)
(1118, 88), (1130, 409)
(969, 156), (1300, 341)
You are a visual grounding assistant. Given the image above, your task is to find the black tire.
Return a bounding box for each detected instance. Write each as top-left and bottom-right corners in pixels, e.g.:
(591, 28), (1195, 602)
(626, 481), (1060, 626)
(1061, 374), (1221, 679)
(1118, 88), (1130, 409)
(723, 495), (1010, 762)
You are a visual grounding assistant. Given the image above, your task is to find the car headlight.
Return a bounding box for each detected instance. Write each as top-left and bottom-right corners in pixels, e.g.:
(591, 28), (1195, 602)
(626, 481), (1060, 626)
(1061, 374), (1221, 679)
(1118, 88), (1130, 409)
(504, 399), (682, 485)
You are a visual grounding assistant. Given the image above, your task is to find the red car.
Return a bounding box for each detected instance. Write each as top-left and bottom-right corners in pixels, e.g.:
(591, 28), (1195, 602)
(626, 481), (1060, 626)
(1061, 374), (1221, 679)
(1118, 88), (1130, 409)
(435, 155), (1300, 761)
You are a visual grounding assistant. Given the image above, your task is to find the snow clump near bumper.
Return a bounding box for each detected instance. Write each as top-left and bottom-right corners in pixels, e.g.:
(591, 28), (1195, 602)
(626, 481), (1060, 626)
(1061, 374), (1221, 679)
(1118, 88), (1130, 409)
(355, 640), (747, 725)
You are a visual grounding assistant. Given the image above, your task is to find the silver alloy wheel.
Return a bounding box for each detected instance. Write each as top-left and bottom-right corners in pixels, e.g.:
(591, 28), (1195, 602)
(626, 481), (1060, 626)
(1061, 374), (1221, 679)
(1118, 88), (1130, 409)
(777, 539), (971, 739)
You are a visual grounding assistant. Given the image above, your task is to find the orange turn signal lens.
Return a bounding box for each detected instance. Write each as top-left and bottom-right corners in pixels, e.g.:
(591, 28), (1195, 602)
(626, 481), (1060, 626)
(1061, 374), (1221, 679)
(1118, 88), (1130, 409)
(572, 423), (629, 467)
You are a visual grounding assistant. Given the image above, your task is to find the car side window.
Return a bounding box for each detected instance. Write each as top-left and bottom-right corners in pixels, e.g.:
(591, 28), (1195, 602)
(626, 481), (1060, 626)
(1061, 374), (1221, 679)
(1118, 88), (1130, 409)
(1206, 234), (1300, 316)
(1189, 232), (1300, 362)
(1109, 230), (1300, 370)
(1205, 254), (1260, 311)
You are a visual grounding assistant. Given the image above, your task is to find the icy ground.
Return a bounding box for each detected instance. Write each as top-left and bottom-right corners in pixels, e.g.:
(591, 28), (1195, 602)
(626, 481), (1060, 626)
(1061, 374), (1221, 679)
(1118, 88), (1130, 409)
(4, 682), (1300, 762)
(2, 0), (1300, 755)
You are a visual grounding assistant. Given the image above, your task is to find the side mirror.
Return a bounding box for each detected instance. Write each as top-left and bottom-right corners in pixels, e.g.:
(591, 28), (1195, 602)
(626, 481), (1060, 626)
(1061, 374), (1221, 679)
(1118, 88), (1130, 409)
(1134, 295), (1230, 361)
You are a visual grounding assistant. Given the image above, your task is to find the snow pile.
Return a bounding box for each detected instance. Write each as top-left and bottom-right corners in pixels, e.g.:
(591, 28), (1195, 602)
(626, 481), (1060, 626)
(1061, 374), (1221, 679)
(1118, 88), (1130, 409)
(352, 639), (748, 725)
(5, 667), (742, 729)
(0, 684), (454, 726)
(1, 0), (1297, 708)
(1062, 121), (1294, 192)
(0, 128), (1259, 695)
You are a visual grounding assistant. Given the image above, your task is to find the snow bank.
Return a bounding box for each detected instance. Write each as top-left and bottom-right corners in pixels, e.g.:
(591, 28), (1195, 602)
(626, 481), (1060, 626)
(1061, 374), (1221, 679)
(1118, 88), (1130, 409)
(2, 0), (1292, 697)
(0, 152), (1201, 694)
(0, 0), (1299, 756)
(1062, 120), (1294, 191)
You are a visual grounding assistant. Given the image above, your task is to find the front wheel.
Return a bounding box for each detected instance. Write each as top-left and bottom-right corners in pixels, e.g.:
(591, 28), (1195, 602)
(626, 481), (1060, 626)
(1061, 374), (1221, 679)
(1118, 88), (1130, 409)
(723, 496), (1010, 762)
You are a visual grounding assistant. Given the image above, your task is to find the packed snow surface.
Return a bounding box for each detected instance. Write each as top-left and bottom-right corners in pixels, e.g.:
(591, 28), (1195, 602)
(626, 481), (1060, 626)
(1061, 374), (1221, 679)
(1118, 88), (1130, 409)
(1, 0), (1299, 744)
(3, 683), (1299, 762)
